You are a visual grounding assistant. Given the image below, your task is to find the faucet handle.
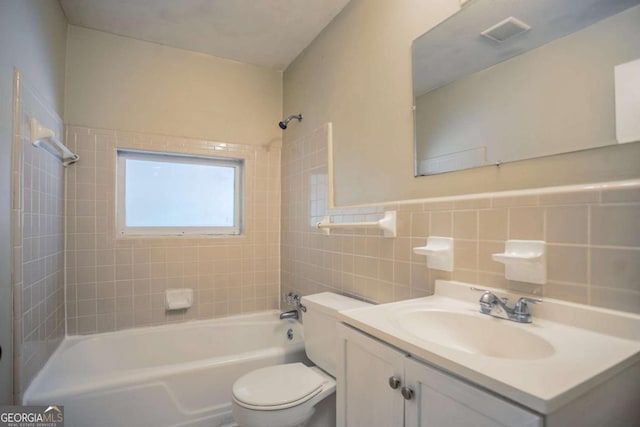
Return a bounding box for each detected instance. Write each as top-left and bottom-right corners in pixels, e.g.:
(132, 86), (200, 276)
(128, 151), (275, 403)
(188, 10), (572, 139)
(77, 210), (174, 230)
(471, 288), (507, 302)
(293, 295), (307, 312)
(284, 292), (294, 304)
(284, 293), (307, 312)
(518, 296), (542, 304)
(514, 297), (542, 314)
(471, 287), (507, 300)
(475, 290), (499, 314)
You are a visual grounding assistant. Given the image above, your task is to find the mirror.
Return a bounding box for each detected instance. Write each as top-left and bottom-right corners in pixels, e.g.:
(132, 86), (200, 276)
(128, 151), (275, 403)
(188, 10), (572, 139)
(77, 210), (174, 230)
(413, 0), (640, 176)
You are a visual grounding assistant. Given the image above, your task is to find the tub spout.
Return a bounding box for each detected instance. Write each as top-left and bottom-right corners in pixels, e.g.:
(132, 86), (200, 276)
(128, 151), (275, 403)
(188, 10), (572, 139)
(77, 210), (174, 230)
(279, 310), (299, 320)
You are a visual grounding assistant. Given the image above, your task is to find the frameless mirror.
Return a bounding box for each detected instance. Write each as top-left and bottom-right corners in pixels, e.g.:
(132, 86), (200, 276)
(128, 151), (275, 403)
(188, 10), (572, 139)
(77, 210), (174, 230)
(413, 0), (640, 176)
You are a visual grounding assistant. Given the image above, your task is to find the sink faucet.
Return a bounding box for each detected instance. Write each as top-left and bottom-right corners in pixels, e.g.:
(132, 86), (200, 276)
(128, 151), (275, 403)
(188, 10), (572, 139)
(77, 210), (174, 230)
(473, 288), (541, 323)
(279, 309), (299, 320)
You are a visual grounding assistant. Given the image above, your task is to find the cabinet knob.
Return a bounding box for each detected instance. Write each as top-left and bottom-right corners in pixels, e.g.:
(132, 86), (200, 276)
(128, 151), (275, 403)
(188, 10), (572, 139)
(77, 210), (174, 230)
(388, 376), (401, 389)
(401, 386), (414, 400)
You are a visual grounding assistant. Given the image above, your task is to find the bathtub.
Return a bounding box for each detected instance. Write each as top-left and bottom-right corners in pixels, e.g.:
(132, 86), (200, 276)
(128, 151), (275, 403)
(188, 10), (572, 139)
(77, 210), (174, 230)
(23, 311), (307, 427)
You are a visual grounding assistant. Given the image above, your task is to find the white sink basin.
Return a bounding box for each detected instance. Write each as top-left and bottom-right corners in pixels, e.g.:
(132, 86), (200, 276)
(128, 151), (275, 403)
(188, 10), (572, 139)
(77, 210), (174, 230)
(393, 309), (555, 360)
(338, 280), (640, 414)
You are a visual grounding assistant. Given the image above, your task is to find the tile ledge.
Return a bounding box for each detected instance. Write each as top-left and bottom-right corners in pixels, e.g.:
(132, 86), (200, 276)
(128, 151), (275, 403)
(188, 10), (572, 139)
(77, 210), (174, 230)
(333, 179), (640, 210)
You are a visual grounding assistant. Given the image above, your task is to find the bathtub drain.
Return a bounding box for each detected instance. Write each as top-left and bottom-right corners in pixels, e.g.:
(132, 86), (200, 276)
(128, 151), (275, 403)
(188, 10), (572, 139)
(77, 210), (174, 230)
(287, 328), (294, 340)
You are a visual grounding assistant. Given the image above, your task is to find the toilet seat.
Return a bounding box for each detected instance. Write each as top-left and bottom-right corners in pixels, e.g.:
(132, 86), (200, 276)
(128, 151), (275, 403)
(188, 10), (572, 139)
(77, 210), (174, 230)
(232, 363), (326, 410)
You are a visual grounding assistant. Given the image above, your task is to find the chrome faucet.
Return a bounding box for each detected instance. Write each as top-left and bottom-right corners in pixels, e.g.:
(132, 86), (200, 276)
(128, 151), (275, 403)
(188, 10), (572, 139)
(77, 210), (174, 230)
(279, 292), (307, 320)
(473, 288), (541, 323)
(279, 310), (299, 320)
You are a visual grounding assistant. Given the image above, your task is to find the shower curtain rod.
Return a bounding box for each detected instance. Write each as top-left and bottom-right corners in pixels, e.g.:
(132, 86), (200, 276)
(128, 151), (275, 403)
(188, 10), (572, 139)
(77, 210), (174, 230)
(30, 118), (79, 167)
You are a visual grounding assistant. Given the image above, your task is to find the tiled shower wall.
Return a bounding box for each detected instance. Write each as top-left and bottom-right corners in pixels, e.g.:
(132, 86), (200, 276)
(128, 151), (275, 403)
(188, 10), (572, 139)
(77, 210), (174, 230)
(65, 126), (281, 335)
(282, 124), (640, 314)
(12, 73), (65, 396)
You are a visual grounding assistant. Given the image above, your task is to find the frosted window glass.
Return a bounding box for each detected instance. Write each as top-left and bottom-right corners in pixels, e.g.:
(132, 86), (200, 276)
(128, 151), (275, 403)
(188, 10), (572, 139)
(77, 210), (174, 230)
(117, 150), (242, 235)
(125, 159), (235, 227)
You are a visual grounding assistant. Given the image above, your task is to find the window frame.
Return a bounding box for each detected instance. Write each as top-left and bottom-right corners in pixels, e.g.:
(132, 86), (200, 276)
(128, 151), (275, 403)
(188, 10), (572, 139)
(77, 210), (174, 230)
(116, 149), (243, 237)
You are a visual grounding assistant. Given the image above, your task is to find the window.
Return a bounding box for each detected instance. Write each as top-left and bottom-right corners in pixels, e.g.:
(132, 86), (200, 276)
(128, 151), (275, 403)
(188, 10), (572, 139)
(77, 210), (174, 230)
(116, 150), (243, 236)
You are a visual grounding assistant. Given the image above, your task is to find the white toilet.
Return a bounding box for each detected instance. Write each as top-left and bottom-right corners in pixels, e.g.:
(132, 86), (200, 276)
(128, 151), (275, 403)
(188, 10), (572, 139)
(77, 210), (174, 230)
(231, 292), (370, 427)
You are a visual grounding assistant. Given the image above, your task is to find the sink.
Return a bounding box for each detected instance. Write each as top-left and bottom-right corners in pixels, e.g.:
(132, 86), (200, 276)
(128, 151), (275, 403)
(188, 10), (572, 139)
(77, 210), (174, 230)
(392, 309), (555, 360)
(339, 280), (640, 414)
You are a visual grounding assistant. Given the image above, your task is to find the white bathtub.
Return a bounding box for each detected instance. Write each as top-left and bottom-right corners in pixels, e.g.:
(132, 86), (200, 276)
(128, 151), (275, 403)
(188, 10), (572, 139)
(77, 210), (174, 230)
(24, 311), (307, 427)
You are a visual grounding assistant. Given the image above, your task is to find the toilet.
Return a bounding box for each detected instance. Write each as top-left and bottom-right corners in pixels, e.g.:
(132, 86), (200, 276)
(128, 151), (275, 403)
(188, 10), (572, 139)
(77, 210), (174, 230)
(231, 292), (370, 427)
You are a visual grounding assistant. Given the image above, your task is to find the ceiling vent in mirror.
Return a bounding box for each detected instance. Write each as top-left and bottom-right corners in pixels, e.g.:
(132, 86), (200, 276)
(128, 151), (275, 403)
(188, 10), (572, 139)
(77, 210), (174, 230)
(481, 17), (531, 43)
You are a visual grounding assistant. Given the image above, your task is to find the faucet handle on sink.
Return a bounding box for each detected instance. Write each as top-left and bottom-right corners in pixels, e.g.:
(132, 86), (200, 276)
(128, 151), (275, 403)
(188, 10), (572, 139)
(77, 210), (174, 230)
(470, 287), (507, 297)
(473, 289), (501, 314)
(514, 297), (542, 315)
(471, 287), (508, 306)
(516, 296), (542, 305)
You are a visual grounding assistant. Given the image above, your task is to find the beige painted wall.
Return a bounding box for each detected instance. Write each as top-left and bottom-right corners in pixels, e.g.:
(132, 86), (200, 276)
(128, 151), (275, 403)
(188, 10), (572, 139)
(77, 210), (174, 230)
(65, 26), (283, 146)
(0, 0), (67, 404)
(283, 0), (640, 206)
(282, 123), (640, 315)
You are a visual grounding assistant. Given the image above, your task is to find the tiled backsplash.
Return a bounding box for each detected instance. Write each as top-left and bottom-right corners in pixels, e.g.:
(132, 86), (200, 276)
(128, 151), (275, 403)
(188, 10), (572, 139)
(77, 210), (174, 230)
(12, 73), (66, 397)
(282, 124), (640, 314)
(65, 126), (281, 335)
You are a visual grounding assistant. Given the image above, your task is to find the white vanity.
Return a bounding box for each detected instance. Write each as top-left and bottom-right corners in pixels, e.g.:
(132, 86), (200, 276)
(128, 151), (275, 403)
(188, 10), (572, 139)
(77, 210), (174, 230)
(336, 281), (640, 426)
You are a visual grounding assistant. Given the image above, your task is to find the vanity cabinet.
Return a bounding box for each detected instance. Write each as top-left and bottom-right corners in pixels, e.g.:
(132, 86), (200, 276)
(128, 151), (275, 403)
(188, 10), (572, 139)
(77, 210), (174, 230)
(336, 323), (406, 427)
(336, 323), (542, 427)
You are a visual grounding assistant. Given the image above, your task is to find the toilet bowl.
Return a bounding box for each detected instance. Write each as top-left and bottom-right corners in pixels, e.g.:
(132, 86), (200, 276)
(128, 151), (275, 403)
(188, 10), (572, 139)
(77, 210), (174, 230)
(231, 292), (370, 427)
(232, 363), (335, 427)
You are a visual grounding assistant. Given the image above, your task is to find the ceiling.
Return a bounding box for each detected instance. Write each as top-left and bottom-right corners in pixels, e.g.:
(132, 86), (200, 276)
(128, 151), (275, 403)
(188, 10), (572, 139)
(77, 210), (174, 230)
(59, 0), (351, 70)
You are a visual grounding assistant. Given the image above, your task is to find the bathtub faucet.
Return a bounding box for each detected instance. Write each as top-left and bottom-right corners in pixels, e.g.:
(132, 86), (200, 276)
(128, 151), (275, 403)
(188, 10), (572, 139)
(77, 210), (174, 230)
(284, 293), (307, 312)
(279, 310), (299, 320)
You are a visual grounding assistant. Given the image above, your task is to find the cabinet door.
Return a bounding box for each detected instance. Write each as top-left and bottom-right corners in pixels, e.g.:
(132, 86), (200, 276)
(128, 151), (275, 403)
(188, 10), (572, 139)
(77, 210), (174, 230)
(404, 357), (542, 427)
(337, 324), (407, 427)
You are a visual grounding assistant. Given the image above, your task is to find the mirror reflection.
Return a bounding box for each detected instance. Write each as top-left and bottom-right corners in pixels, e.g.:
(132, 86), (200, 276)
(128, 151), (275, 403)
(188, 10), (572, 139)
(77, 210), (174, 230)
(413, 0), (640, 176)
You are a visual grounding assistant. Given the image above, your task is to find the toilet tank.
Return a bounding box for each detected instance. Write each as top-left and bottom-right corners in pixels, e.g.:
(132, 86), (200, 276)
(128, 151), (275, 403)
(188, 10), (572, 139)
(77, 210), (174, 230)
(301, 292), (371, 377)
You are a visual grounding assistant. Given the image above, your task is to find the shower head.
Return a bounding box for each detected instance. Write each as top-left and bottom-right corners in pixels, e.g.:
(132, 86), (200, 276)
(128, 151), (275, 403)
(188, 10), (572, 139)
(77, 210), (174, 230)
(278, 114), (303, 130)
